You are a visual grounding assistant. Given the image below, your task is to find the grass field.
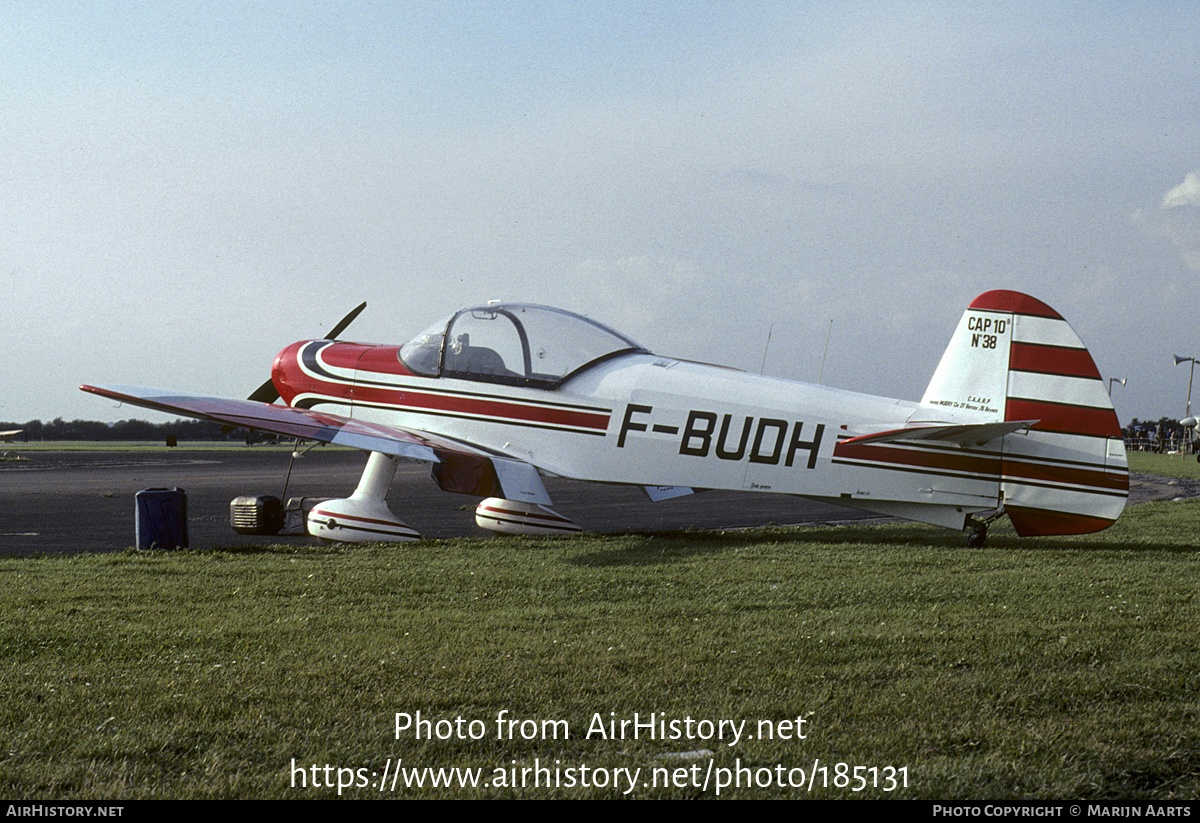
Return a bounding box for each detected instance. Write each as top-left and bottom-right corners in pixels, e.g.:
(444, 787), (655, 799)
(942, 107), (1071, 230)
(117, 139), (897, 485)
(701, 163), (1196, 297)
(1128, 450), (1200, 480)
(2, 479), (1199, 799)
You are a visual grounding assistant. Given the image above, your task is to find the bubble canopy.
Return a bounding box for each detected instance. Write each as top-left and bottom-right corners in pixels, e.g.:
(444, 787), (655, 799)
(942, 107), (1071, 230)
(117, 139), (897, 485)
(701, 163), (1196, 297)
(399, 304), (647, 387)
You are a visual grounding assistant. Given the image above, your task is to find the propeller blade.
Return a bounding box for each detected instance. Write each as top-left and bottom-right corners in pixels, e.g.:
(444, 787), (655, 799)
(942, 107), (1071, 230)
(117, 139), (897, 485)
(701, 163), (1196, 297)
(247, 377), (281, 404)
(247, 302), (368, 405)
(323, 301), (367, 341)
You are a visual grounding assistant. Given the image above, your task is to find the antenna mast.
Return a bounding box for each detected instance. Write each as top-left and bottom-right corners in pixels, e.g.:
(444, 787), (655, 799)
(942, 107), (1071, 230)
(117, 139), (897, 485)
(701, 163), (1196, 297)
(759, 323), (774, 375)
(817, 319), (833, 385)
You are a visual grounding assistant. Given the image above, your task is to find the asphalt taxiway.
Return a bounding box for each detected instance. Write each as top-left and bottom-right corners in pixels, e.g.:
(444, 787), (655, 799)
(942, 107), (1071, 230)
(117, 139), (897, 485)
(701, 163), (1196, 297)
(1, 447), (887, 556)
(4, 447), (1191, 556)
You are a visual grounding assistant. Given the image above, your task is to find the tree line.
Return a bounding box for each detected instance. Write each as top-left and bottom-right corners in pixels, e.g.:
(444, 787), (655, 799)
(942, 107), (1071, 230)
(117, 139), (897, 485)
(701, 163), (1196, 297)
(1, 418), (243, 442)
(1, 414), (1189, 443)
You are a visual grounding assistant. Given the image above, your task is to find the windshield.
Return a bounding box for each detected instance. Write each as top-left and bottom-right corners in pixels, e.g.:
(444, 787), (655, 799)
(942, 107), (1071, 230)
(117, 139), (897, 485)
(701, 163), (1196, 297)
(398, 314), (452, 376)
(399, 304), (645, 386)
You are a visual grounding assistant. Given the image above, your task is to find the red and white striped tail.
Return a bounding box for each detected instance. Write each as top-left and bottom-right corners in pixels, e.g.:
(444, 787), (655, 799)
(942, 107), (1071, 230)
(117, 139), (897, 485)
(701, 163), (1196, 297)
(921, 290), (1127, 536)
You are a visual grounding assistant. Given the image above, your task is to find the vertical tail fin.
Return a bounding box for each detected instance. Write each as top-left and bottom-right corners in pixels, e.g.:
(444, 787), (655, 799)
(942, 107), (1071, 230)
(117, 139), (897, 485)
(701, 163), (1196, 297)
(921, 290), (1127, 535)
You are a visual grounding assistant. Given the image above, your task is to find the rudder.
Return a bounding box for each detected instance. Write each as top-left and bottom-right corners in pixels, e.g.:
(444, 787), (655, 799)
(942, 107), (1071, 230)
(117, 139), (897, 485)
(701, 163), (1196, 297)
(921, 290), (1127, 536)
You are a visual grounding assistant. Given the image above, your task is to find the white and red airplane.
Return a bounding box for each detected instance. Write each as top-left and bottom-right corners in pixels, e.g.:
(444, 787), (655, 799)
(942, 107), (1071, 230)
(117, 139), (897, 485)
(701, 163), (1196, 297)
(81, 289), (1127, 547)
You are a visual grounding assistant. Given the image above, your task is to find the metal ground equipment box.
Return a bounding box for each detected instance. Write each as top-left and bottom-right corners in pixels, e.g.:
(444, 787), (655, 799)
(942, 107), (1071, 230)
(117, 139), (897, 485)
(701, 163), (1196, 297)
(230, 495), (285, 535)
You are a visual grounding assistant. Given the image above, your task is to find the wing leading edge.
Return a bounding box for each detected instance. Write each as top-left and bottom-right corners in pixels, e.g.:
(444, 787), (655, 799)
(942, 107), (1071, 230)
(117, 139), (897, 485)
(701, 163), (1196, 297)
(78, 384), (551, 505)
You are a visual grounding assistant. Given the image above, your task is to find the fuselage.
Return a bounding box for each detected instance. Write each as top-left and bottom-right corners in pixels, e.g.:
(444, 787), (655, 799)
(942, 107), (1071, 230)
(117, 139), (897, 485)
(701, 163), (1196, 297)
(269, 338), (1005, 524)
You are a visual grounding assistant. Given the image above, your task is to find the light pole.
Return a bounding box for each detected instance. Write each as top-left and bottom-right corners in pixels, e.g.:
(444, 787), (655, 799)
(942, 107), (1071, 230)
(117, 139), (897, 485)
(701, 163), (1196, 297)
(1107, 377), (1126, 396)
(1175, 355), (1196, 419)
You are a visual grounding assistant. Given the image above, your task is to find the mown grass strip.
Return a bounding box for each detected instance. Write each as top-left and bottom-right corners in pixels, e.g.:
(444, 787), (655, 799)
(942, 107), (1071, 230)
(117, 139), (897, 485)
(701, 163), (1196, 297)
(2, 499), (1198, 798)
(1128, 451), (1200, 481)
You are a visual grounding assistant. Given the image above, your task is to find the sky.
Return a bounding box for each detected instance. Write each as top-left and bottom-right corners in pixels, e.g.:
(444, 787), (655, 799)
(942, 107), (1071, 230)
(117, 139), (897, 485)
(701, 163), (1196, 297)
(3, 1), (1198, 427)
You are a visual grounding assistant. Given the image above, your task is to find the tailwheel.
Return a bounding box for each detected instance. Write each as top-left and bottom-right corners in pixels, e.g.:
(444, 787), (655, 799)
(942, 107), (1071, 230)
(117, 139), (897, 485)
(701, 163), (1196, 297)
(966, 522), (988, 548)
(965, 509), (1005, 548)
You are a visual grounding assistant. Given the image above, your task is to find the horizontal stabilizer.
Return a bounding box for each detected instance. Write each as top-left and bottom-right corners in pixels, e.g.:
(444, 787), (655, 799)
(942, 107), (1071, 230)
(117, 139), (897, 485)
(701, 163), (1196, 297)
(841, 420), (1038, 447)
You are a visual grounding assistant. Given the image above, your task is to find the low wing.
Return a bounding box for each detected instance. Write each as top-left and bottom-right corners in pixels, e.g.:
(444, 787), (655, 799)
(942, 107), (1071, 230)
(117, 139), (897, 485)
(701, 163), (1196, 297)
(79, 384), (552, 505)
(81, 384), (445, 459)
(840, 419), (1038, 447)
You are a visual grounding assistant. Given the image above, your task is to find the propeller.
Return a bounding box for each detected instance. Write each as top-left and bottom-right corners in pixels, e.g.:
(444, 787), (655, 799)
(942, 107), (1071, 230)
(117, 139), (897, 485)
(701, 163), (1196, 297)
(248, 302), (367, 404)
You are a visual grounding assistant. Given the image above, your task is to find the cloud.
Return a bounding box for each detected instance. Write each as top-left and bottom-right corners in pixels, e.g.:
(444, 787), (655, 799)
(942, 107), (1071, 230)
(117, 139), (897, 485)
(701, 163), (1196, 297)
(1162, 171), (1200, 209)
(1132, 171), (1200, 274)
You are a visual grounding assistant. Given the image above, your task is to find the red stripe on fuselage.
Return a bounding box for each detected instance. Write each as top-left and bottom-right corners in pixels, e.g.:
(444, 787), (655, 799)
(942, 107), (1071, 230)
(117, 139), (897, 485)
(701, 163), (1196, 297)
(833, 440), (1125, 494)
(274, 341), (609, 432)
(350, 384), (610, 431)
(833, 440), (1002, 477)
